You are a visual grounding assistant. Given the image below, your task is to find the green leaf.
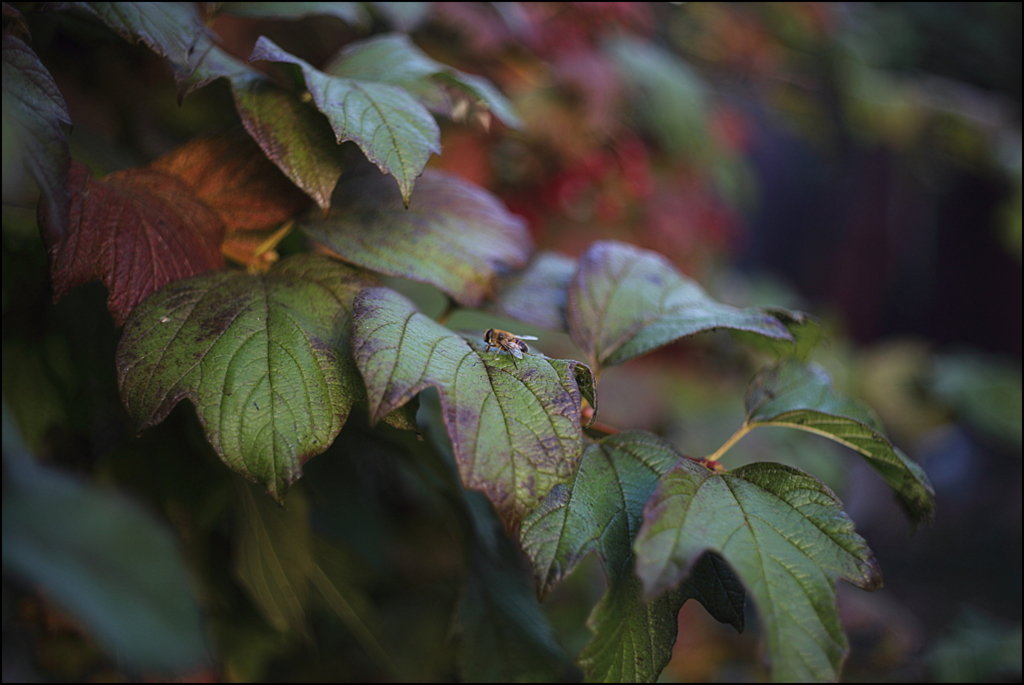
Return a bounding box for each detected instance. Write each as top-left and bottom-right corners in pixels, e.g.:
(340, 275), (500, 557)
(2, 32), (71, 240)
(216, 2), (369, 25)
(231, 76), (347, 210)
(352, 287), (593, 525)
(458, 492), (576, 682)
(116, 254), (373, 501)
(2, 412), (207, 674)
(324, 33), (521, 128)
(578, 573), (683, 684)
(250, 37), (440, 205)
(521, 431), (680, 593)
(491, 252), (576, 332)
(634, 460), (882, 682)
(521, 432), (744, 682)
(234, 483), (314, 637)
(746, 360), (935, 523)
(567, 241), (791, 368)
(69, 2), (206, 69)
(303, 167), (531, 307)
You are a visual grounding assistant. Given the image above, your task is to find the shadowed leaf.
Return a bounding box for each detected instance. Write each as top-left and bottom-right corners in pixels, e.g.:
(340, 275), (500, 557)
(3, 31), (71, 241)
(567, 241), (791, 368)
(116, 255), (373, 500)
(66, 2), (227, 94)
(745, 360), (935, 524)
(303, 168), (531, 307)
(324, 32), (521, 128)
(49, 163), (225, 325)
(522, 432), (744, 682)
(150, 131), (310, 232)
(635, 460), (882, 682)
(491, 252), (575, 332)
(234, 484), (314, 638)
(2, 415), (208, 674)
(216, 2), (368, 25)
(352, 287), (593, 526)
(250, 37), (440, 204)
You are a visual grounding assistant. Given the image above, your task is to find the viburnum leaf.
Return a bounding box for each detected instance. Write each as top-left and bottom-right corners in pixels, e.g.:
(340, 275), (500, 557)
(234, 484), (314, 638)
(303, 167), (531, 307)
(745, 360), (936, 524)
(521, 431), (744, 682)
(150, 131), (310, 232)
(3, 31), (71, 241)
(231, 77), (348, 211)
(567, 241), (792, 368)
(65, 2), (227, 94)
(491, 252), (576, 332)
(214, 2), (369, 25)
(352, 287), (594, 526)
(323, 33), (521, 128)
(49, 163), (225, 326)
(249, 37), (440, 205)
(634, 460), (882, 682)
(458, 491), (576, 682)
(578, 573), (682, 683)
(116, 255), (374, 500)
(521, 431), (679, 593)
(368, 1), (432, 32)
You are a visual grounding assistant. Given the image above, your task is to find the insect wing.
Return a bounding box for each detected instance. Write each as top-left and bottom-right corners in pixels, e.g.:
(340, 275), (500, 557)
(515, 335), (539, 341)
(509, 345), (524, 359)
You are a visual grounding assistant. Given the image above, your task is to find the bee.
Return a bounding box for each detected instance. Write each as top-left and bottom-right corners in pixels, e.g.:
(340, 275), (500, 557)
(483, 328), (539, 361)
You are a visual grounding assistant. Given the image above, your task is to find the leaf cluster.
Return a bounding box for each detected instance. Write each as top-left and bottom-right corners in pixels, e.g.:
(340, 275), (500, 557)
(2, 3), (935, 682)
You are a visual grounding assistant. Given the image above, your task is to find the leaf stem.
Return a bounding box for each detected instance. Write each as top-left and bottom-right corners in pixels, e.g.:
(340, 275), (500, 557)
(705, 423), (753, 462)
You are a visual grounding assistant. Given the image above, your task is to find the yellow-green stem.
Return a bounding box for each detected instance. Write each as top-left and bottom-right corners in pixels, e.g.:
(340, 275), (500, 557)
(705, 423), (754, 462)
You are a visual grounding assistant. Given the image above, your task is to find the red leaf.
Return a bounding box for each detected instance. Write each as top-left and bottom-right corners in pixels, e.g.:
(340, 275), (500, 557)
(49, 163), (225, 325)
(150, 131), (310, 232)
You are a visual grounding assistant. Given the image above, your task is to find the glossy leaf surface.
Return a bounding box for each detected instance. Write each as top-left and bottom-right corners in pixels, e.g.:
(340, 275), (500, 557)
(567, 241), (791, 368)
(304, 168), (531, 307)
(352, 287), (593, 525)
(117, 255), (372, 500)
(635, 460), (882, 682)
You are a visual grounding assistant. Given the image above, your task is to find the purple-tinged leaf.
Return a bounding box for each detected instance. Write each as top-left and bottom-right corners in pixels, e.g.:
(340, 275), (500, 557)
(567, 241), (791, 368)
(303, 168), (531, 307)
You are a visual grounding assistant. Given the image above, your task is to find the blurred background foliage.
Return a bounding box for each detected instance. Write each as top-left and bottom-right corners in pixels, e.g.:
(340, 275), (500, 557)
(3, 2), (1021, 682)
